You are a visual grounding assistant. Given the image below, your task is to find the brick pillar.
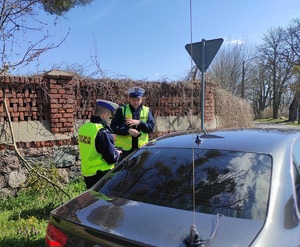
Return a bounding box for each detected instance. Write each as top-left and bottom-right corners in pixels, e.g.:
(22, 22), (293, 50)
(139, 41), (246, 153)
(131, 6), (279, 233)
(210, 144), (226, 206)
(43, 71), (74, 135)
(203, 76), (216, 128)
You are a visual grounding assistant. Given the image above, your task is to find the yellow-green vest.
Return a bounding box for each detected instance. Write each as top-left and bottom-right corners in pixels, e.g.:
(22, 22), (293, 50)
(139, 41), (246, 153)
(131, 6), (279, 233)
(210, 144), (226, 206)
(78, 122), (114, 177)
(115, 105), (149, 151)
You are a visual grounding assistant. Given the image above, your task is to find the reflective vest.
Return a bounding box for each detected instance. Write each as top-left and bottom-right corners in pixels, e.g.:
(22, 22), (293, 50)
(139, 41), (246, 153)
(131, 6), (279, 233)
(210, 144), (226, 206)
(115, 105), (149, 151)
(78, 122), (114, 177)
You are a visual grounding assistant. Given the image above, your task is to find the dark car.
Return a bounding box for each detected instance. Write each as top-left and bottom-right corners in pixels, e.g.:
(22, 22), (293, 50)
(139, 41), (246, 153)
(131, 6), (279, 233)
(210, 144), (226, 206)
(46, 128), (300, 247)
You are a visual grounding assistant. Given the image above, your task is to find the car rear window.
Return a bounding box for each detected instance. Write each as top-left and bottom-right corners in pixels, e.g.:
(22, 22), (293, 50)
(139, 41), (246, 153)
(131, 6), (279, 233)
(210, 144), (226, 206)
(97, 148), (271, 221)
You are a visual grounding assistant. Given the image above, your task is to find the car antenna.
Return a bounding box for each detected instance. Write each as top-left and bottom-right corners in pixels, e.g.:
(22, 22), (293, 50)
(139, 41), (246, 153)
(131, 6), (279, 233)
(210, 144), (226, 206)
(184, 1), (204, 246)
(184, 224), (205, 247)
(195, 127), (207, 146)
(195, 134), (202, 146)
(184, 214), (224, 246)
(185, 0), (224, 246)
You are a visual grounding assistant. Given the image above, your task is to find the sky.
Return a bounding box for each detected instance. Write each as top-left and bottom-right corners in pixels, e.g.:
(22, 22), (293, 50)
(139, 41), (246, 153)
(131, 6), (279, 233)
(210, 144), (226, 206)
(14, 0), (300, 81)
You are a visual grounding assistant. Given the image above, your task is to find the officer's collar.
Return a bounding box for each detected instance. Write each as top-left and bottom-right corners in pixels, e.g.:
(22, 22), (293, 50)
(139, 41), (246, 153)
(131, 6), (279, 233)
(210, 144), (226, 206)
(91, 115), (102, 123)
(91, 115), (114, 133)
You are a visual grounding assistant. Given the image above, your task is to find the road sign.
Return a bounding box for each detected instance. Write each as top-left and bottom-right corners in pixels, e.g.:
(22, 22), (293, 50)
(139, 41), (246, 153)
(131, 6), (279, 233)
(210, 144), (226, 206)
(185, 38), (223, 72)
(185, 38), (223, 130)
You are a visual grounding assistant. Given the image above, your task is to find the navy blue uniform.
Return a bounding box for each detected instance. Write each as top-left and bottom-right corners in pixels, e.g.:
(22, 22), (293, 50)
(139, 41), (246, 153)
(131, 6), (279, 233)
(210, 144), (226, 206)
(84, 115), (120, 188)
(110, 104), (155, 160)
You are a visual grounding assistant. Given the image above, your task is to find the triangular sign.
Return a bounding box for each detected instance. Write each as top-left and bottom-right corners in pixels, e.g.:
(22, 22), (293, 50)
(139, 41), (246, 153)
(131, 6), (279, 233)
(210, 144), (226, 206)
(185, 38), (223, 72)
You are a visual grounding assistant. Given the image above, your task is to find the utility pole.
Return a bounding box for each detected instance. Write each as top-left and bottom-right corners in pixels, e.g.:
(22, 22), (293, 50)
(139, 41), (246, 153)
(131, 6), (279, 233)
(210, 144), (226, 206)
(241, 60), (245, 98)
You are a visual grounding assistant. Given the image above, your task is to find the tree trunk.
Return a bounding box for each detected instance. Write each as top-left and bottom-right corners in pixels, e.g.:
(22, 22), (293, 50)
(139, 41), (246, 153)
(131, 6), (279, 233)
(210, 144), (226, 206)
(273, 102), (279, 119)
(298, 104), (300, 124)
(289, 97), (298, 121)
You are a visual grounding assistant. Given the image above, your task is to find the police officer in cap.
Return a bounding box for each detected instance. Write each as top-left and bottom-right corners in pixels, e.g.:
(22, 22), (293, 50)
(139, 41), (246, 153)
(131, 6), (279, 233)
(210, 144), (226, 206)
(78, 99), (122, 189)
(111, 87), (155, 161)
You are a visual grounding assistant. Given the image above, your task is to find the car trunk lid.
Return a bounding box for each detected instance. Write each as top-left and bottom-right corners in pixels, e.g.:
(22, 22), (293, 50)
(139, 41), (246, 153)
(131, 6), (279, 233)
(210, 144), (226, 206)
(51, 191), (264, 247)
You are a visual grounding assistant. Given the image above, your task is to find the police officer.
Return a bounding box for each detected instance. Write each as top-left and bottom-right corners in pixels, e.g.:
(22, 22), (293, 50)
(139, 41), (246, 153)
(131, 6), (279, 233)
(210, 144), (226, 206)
(78, 99), (122, 189)
(111, 87), (155, 161)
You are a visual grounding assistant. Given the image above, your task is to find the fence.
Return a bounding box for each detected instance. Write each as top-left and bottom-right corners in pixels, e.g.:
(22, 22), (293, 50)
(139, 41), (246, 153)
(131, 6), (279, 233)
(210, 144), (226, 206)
(0, 70), (217, 150)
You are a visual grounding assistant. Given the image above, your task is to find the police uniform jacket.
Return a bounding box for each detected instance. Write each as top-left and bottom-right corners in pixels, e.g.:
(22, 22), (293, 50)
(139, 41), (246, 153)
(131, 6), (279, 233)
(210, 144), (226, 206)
(78, 115), (120, 177)
(110, 104), (155, 150)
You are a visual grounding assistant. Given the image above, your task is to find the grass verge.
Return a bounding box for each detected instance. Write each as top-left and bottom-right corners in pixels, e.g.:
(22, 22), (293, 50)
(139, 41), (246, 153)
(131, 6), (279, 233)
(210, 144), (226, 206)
(0, 177), (86, 247)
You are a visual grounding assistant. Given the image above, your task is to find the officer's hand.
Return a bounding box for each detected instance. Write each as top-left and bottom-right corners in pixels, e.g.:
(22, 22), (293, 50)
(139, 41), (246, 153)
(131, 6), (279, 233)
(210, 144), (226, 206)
(128, 128), (140, 137)
(125, 118), (141, 127)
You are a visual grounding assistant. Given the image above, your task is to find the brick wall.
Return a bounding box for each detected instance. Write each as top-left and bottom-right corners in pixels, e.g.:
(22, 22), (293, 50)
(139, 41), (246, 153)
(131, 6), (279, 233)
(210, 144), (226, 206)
(46, 71), (75, 134)
(0, 76), (50, 122)
(0, 70), (216, 148)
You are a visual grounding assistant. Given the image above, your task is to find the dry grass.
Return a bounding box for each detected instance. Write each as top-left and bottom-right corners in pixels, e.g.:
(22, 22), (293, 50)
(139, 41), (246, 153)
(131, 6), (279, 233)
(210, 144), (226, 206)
(215, 88), (254, 128)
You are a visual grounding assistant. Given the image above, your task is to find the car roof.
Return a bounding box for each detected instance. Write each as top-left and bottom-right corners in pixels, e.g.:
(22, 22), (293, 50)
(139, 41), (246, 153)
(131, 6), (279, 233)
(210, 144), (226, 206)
(145, 128), (300, 154)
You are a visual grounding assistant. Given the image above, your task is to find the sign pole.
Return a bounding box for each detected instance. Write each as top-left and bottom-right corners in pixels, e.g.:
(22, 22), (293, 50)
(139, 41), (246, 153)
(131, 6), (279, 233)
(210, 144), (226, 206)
(185, 38), (223, 130)
(201, 39), (206, 130)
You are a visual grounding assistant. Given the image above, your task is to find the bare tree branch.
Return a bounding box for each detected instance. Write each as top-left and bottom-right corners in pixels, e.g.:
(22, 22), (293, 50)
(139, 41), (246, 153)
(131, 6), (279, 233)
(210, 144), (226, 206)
(3, 73), (70, 199)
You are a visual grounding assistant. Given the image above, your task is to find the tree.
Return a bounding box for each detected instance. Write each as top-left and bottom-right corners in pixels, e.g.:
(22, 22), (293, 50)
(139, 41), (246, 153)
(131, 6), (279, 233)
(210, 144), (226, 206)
(259, 27), (295, 119)
(289, 66), (300, 122)
(247, 57), (273, 118)
(41, 0), (93, 15)
(285, 18), (300, 122)
(209, 40), (256, 97)
(0, 0), (93, 74)
(285, 18), (300, 63)
(0, 0), (94, 197)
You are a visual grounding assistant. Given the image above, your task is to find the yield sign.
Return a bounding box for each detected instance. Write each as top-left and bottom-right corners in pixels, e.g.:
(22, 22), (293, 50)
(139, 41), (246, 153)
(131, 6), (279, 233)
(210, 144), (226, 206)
(185, 38), (223, 72)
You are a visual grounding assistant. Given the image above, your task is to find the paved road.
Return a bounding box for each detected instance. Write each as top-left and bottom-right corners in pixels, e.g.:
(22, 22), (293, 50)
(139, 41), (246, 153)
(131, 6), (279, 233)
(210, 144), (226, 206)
(254, 121), (300, 129)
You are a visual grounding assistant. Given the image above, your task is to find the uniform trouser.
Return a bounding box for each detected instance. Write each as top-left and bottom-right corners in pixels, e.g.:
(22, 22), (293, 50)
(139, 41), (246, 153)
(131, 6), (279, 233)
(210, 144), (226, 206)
(84, 170), (108, 189)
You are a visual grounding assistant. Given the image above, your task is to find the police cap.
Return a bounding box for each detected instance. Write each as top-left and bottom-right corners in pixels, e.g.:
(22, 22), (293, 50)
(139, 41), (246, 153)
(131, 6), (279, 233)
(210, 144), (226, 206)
(96, 99), (119, 112)
(128, 87), (145, 98)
